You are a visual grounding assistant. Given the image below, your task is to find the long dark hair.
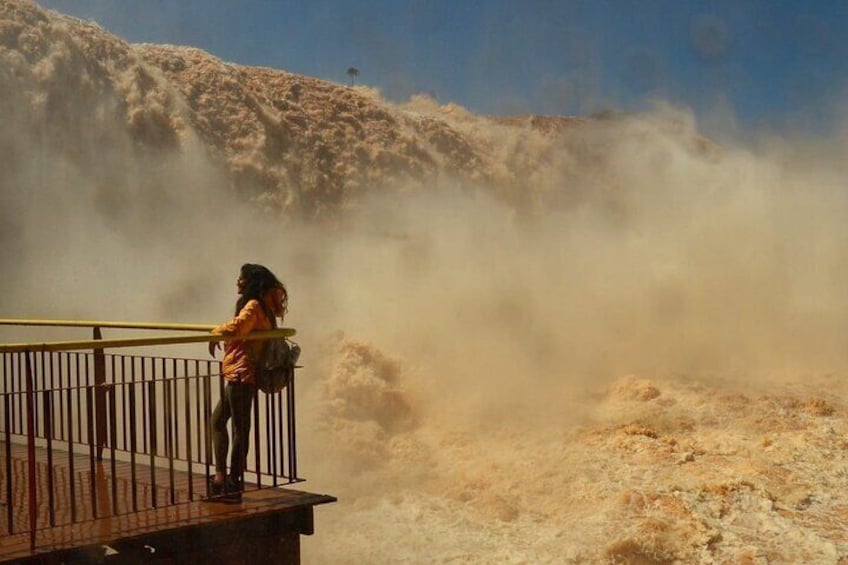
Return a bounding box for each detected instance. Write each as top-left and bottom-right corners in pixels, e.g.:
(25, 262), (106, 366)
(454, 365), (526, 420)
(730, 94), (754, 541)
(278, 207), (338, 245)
(235, 263), (287, 318)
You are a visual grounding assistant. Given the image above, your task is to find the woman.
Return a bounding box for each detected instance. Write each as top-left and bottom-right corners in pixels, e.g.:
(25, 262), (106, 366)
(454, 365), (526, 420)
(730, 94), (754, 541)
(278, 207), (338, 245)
(208, 263), (287, 500)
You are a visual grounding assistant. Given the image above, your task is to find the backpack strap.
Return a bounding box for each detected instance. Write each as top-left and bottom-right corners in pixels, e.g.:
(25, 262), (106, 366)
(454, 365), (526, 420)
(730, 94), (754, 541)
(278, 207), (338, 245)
(249, 301), (277, 369)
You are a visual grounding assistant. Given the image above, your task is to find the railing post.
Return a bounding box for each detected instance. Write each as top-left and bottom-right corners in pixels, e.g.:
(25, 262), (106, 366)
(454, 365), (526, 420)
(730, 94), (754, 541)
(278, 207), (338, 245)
(24, 351), (37, 551)
(93, 327), (106, 460)
(288, 367), (298, 481)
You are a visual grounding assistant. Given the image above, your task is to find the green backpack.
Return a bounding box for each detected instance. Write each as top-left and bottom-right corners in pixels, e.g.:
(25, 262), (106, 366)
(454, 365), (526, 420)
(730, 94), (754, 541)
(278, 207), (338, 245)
(255, 304), (301, 394)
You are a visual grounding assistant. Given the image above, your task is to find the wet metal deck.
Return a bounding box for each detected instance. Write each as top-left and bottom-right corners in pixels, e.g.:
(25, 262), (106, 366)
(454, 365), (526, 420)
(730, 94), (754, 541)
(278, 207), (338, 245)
(0, 443), (335, 562)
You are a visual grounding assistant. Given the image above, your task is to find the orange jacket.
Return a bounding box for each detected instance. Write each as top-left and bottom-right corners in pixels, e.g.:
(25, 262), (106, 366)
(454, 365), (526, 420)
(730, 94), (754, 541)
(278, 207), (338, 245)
(212, 299), (273, 384)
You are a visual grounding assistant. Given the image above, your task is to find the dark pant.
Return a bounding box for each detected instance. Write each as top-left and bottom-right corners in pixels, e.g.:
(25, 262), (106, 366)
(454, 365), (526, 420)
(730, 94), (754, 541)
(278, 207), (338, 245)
(211, 381), (256, 481)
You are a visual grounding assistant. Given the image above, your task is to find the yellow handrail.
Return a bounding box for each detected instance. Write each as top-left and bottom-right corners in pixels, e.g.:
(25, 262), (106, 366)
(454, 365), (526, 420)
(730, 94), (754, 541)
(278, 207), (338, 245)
(0, 328), (296, 354)
(0, 319), (216, 331)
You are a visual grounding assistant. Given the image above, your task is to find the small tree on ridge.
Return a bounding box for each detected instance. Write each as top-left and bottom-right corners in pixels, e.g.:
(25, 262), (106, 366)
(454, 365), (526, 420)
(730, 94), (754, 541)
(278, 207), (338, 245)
(346, 67), (360, 86)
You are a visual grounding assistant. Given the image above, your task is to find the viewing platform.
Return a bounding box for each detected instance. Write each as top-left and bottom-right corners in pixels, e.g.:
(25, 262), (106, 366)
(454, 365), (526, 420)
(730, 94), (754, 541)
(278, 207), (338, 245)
(0, 319), (336, 564)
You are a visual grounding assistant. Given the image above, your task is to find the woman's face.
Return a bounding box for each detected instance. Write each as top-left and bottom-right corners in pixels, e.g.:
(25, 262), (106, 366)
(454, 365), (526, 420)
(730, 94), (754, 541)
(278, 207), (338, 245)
(237, 275), (247, 294)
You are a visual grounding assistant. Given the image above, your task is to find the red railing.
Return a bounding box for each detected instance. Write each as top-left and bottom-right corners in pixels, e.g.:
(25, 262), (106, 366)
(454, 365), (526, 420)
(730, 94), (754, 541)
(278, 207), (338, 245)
(0, 320), (301, 551)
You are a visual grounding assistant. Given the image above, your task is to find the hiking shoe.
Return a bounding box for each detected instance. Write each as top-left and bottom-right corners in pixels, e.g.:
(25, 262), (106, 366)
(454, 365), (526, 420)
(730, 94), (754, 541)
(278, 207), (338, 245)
(226, 475), (243, 492)
(224, 476), (243, 501)
(203, 476), (241, 503)
(208, 476), (225, 496)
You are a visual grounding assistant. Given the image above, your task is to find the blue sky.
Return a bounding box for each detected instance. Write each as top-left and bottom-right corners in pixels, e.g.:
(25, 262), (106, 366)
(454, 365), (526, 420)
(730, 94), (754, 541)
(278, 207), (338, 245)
(39, 0), (848, 134)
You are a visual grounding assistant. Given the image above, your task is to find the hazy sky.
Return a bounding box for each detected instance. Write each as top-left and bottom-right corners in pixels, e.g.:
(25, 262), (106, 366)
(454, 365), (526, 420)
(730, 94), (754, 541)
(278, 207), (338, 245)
(39, 0), (848, 134)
